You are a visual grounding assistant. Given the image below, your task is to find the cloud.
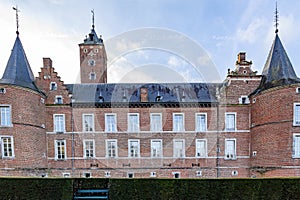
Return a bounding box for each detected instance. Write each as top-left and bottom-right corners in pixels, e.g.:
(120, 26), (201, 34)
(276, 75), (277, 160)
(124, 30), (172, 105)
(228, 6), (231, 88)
(236, 18), (267, 44)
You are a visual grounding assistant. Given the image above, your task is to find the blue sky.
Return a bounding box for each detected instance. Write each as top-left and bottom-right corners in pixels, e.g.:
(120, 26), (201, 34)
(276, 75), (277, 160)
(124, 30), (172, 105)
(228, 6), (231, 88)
(0, 0), (299, 83)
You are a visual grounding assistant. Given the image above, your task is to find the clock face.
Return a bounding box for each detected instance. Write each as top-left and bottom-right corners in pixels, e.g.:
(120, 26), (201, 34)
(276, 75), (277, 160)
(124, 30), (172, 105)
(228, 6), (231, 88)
(88, 59), (95, 66)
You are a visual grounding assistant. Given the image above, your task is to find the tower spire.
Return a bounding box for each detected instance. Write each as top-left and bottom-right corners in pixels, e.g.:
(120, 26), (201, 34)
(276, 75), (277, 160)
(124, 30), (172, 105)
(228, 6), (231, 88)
(12, 5), (20, 35)
(91, 9), (95, 30)
(274, 2), (279, 34)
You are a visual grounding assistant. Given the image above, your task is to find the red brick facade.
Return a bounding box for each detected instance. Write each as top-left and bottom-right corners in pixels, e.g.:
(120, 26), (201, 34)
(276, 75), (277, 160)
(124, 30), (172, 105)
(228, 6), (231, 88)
(1, 31), (300, 179)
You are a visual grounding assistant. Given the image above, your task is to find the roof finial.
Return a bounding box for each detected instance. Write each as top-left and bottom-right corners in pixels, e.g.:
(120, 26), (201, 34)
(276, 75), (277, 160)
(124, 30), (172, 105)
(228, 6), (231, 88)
(274, 1), (279, 34)
(91, 9), (95, 30)
(12, 5), (20, 35)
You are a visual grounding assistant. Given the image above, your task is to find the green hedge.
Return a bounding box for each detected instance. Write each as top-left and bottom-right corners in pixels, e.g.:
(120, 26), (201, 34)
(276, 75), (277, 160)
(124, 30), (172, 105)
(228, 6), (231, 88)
(0, 178), (300, 199)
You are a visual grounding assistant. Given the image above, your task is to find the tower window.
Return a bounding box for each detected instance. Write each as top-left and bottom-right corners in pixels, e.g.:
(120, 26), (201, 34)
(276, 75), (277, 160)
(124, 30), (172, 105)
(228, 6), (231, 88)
(88, 59), (95, 66)
(89, 72), (96, 80)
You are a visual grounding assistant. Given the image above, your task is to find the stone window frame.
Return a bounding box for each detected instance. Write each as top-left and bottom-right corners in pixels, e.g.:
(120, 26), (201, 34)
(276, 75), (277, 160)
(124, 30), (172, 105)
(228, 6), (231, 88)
(150, 113), (162, 132)
(173, 113), (185, 132)
(106, 139), (118, 158)
(293, 103), (300, 126)
(225, 112), (237, 131)
(0, 105), (12, 127)
(127, 113), (140, 132)
(82, 114), (95, 132)
(151, 139), (163, 158)
(54, 139), (66, 160)
(128, 139), (140, 158)
(53, 114), (65, 133)
(224, 138), (237, 160)
(105, 113), (117, 132)
(292, 133), (300, 158)
(195, 113), (207, 132)
(173, 139), (185, 158)
(1, 136), (15, 159)
(83, 139), (95, 159)
(195, 139), (207, 158)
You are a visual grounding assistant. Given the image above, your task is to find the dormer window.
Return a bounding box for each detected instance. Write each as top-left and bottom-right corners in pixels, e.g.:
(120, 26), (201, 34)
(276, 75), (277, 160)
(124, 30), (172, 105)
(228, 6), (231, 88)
(55, 96), (63, 104)
(50, 82), (57, 91)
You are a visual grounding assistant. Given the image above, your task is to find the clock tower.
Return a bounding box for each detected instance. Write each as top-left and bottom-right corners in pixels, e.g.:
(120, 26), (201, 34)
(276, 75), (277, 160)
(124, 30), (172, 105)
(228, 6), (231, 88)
(79, 11), (107, 83)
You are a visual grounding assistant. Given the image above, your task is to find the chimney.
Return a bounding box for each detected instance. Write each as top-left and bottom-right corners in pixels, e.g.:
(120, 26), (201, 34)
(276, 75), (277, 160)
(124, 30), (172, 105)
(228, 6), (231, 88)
(237, 52), (246, 63)
(43, 58), (52, 68)
(140, 87), (148, 102)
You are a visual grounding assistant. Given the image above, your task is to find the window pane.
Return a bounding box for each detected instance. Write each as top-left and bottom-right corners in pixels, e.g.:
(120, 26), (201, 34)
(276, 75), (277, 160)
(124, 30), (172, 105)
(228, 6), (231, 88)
(151, 114), (162, 132)
(1, 106), (11, 126)
(196, 140), (206, 157)
(294, 136), (300, 157)
(225, 139), (236, 159)
(107, 140), (117, 157)
(174, 140), (184, 158)
(84, 140), (94, 158)
(151, 140), (162, 157)
(196, 114), (206, 131)
(295, 105), (300, 125)
(106, 114), (116, 132)
(173, 114), (184, 131)
(56, 140), (66, 160)
(83, 115), (94, 132)
(2, 137), (13, 158)
(54, 115), (65, 132)
(129, 140), (139, 157)
(226, 114), (236, 131)
(128, 114), (139, 132)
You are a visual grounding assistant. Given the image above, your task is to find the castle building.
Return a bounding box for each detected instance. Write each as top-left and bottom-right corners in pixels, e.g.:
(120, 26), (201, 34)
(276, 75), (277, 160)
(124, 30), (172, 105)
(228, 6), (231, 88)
(0, 12), (300, 179)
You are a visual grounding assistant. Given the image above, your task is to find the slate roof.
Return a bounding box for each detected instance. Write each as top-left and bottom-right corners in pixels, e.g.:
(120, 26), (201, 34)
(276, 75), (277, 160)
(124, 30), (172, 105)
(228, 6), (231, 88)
(252, 34), (300, 95)
(66, 83), (220, 105)
(0, 35), (42, 93)
(81, 27), (103, 45)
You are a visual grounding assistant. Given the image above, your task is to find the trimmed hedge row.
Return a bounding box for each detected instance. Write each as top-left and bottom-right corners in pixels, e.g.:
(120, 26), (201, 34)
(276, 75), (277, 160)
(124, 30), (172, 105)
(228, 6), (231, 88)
(0, 178), (300, 199)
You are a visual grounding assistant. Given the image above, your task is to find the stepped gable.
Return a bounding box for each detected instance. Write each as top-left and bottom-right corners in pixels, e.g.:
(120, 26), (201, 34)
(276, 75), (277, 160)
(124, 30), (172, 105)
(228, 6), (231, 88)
(66, 83), (220, 105)
(0, 35), (42, 94)
(252, 33), (300, 95)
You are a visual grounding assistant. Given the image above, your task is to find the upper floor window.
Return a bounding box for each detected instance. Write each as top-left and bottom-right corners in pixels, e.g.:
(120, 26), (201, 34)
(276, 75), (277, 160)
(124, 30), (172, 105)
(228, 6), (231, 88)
(195, 113), (207, 132)
(83, 114), (94, 132)
(173, 139), (185, 158)
(128, 139), (140, 158)
(50, 82), (57, 90)
(89, 72), (96, 80)
(151, 139), (163, 158)
(83, 140), (95, 158)
(55, 140), (66, 160)
(1, 136), (14, 158)
(105, 114), (117, 132)
(196, 139), (207, 157)
(55, 96), (63, 104)
(150, 113), (162, 132)
(225, 138), (236, 160)
(173, 113), (184, 132)
(0, 105), (11, 127)
(0, 88), (6, 94)
(239, 95), (250, 104)
(294, 103), (300, 126)
(225, 112), (236, 131)
(54, 114), (65, 133)
(106, 139), (117, 158)
(293, 134), (300, 158)
(128, 113), (139, 132)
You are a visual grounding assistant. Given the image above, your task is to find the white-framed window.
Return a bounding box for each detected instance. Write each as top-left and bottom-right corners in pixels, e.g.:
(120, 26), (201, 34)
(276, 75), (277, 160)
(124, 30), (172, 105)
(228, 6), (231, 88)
(195, 113), (207, 132)
(106, 139), (117, 158)
(196, 171), (202, 177)
(1, 136), (14, 158)
(150, 113), (162, 132)
(151, 139), (163, 158)
(172, 172), (180, 178)
(293, 134), (300, 158)
(127, 172), (134, 178)
(0, 88), (6, 94)
(54, 114), (65, 133)
(50, 82), (57, 90)
(89, 72), (96, 80)
(55, 95), (63, 104)
(173, 139), (185, 158)
(173, 113), (184, 132)
(0, 105), (12, 127)
(82, 114), (94, 132)
(296, 87), (300, 94)
(55, 140), (66, 160)
(225, 138), (236, 160)
(105, 113), (117, 132)
(83, 140), (95, 158)
(105, 171), (111, 177)
(196, 139), (207, 157)
(128, 113), (139, 132)
(225, 112), (236, 131)
(128, 139), (140, 158)
(294, 103), (300, 126)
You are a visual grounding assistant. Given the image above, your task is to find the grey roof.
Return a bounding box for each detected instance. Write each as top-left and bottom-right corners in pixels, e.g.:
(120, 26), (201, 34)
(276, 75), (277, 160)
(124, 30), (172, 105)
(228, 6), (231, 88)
(252, 34), (300, 95)
(66, 83), (219, 105)
(0, 35), (41, 93)
(81, 28), (103, 45)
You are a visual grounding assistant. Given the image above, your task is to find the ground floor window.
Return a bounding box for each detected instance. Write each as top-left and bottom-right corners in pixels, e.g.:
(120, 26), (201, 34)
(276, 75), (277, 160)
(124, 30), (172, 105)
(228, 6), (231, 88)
(55, 140), (66, 160)
(1, 136), (14, 158)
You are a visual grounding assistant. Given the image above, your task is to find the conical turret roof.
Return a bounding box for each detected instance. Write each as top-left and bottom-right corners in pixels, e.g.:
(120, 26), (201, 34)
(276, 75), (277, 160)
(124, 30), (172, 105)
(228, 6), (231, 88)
(0, 35), (41, 93)
(252, 33), (300, 95)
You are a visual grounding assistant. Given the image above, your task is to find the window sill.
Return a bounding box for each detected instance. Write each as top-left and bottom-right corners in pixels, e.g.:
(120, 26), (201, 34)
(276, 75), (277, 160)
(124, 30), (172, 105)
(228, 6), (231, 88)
(55, 159), (66, 161)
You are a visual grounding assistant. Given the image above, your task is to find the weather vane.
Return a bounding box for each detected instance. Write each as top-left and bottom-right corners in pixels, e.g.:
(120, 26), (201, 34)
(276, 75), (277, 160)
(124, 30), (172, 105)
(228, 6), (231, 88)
(91, 9), (95, 29)
(274, 2), (279, 33)
(13, 5), (20, 35)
